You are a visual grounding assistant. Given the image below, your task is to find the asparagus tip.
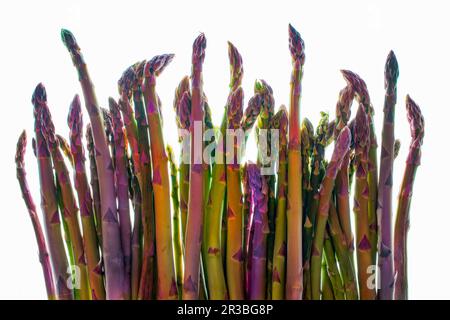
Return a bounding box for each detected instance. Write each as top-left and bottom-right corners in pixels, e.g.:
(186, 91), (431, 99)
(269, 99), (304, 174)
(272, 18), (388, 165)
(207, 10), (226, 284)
(394, 139), (401, 159)
(331, 126), (351, 168)
(15, 130), (27, 166)
(32, 83), (47, 105)
(60, 28), (78, 51)
(227, 87), (244, 129)
(193, 33), (207, 65)
(288, 23), (305, 64)
(405, 95), (424, 145)
(385, 50), (399, 86)
(145, 54), (175, 77)
(228, 41), (243, 88)
(67, 94), (82, 129)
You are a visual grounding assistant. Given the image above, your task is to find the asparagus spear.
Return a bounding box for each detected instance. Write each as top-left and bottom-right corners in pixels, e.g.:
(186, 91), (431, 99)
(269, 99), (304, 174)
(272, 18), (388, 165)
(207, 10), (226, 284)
(173, 76), (191, 238)
(183, 33), (207, 300)
(109, 98), (132, 299)
(270, 106), (289, 300)
(246, 163), (269, 300)
(31, 84), (72, 300)
(301, 118), (314, 214)
(85, 125), (102, 250)
(321, 259), (334, 300)
(39, 90), (90, 300)
(334, 85), (355, 252)
(143, 54), (178, 300)
(323, 230), (345, 300)
(167, 145), (184, 298)
(61, 29), (125, 299)
(310, 126), (351, 300)
(286, 23), (306, 300)
(377, 51), (399, 300)
(394, 95), (424, 300)
(56, 134), (74, 167)
(128, 61), (157, 300)
(341, 69), (378, 265)
(15, 130), (56, 300)
(353, 103), (376, 299)
(226, 87), (245, 300)
(68, 95), (105, 300)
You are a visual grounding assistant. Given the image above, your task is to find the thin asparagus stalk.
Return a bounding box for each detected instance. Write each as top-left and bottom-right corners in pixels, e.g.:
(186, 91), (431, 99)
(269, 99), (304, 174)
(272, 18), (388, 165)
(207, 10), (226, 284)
(226, 87), (245, 300)
(61, 29), (125, 299)
(270, 106), (289, 300)
(143, 54), (178, 300)
(15, 130), (56, 300)
(310, 126), (351, 300)
(323, 230), (345, 300)
(128, 61), (157, 300)
(130, 171), (142, 300)
(394, 95), (424, 300)
(377, 51), (399, 300)
(342, 70), (378, 265)
(353, 103), (376, 299)
(39, 92), (90, 300)
(286, 23), (306, 300)
(303, 113), (328, 299)
(246, 163), (269, 300)
(301, 118), (314, 214)
(109, 97), (132, 299)
(68, 95), (105, 300)
(254, 79), (276, 299)
(167, 145), (184, 298)
(328, 200), (358, 299)
(31, 84), (72, 300)
(321, 259), (334, 300)
(334, 85), (355, 252)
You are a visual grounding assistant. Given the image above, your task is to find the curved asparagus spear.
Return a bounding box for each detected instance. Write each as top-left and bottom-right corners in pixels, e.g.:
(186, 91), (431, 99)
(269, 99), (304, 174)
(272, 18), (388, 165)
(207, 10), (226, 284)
(15, 130), (56, 300)
(61, 29), (124, 299)
(394, 95), (424, 300)
(225, 86), (245, 300)
(109, 97), (132, 299)
(377, 51), (399, 300)
(31, 84), (72, 300)
(286, 23), (305, 300)
(68, 95), (105, 300)
(246, 163), (269, 300)
(353, 103), (376, 299)
(39, 90), (90, 300)
(341, 69), (378, 265)
(310, 126), (351, 300)
(270, 106), (289, 300)
(143, 54), (178, 300)
(167, 145), (183, 298)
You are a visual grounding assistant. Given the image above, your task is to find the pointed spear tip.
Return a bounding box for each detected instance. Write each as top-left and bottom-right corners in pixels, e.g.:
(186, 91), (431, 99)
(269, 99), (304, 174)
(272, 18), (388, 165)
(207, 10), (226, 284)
(16, 130), (27, 165)
(385, 50), (399, 84)
(60, 28), (77, 50)
(288, 23), (305, 64)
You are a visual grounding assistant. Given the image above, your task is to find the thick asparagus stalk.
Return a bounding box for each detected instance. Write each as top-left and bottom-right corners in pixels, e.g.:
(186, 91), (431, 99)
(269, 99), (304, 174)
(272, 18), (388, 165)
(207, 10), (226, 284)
(68, 95), (105, 300)
(310, 126), (351, 300)
(394, 95), (424, 300)
(109, 98), (132, 299)
(143, 54), (178, 299)
(377, 51), (399, 300)
(183, 33), (207, 300)
(15, 130), (56, 300)
(167, 145), (184, 298)
(226, 87), (245, 300)
(341, 70), (378, 264)
(246, 163), (269, 300)
(286, 23), (305, 300)
(353, 103), (376, 299)
(31, 84), (72, 300)
(39, 92), (90, 300)
(270, 106), (288, 300)
(61, 29), (125, 299)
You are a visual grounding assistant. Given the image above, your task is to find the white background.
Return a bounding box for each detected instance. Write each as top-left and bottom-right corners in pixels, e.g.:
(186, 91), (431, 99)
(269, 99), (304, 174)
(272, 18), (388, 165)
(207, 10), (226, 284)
(0, 0), (447, 299)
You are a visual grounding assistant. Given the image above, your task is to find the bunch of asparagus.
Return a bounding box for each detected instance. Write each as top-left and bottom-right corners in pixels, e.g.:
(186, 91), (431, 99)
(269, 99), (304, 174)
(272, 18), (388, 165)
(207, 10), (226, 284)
(15, 25), (424, 300)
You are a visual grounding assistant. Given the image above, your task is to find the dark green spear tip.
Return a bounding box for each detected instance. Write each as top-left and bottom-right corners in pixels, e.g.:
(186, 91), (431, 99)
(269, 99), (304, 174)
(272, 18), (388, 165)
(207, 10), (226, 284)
(60, 28), (78, 51)
(385, 50), (399, 88)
